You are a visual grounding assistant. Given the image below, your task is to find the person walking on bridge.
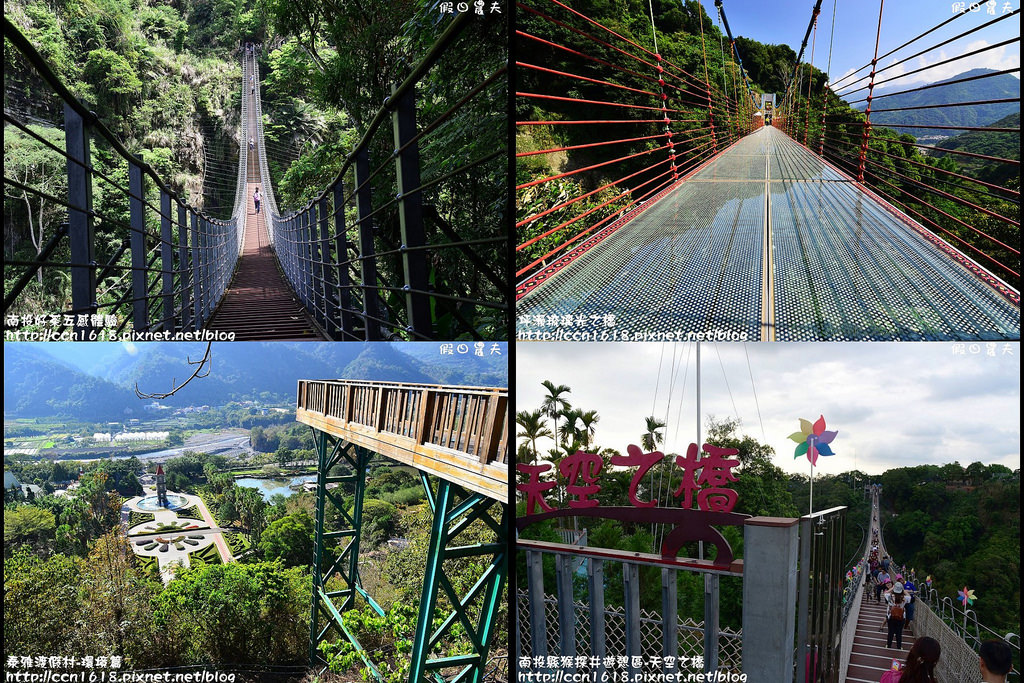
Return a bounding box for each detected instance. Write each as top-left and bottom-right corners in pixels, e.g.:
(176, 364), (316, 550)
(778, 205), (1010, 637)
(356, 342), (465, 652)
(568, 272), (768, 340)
(253, 187), (262, 215)
(249, 136), (254, 152)
(884, 582), (910, 650)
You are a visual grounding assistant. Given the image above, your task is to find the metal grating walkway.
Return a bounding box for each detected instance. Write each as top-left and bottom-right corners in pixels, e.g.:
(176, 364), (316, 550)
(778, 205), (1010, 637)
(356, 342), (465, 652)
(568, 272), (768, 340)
(516, 127), (1019, 341)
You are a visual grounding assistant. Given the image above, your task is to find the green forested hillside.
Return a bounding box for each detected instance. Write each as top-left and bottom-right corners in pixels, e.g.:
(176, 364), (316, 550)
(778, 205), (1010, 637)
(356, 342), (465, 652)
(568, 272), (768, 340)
(934, 112), (1021, 187)
(880, 463), (1020, 635)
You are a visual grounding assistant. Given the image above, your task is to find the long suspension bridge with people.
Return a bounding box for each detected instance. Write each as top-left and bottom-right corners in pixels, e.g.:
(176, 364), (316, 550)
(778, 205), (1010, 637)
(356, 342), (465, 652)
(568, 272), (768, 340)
(515, 0), (1020, 341)
(3, 12), (508, 341)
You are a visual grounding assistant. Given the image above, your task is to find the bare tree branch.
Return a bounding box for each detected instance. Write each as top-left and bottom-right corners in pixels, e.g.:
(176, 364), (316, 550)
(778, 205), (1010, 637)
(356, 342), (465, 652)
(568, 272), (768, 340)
(135, 343), (213, 399)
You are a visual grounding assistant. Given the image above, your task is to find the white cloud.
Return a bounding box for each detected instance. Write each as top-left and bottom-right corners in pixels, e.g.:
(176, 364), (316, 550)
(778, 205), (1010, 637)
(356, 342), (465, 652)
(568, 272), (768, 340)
(873, 39), (1020, 91)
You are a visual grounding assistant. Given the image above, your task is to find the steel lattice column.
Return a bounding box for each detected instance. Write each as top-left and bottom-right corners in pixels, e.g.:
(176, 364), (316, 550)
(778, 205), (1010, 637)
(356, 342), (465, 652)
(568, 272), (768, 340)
(308, 429), (508, 683)
(309, 430), (383, 675)
(408, 474), (508, 683)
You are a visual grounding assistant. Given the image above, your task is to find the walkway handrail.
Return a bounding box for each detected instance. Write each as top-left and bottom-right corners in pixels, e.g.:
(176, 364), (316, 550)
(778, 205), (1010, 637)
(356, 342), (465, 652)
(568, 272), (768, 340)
(4, 16), (242, 335)
(296, 379), (509, 468)
(256, 12), (508, 341)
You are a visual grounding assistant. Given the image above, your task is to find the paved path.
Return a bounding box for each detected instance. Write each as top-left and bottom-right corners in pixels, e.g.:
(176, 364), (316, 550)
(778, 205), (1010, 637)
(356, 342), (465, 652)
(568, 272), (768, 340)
(517, 126), (1019, 341)
(192, 493), (234, 564)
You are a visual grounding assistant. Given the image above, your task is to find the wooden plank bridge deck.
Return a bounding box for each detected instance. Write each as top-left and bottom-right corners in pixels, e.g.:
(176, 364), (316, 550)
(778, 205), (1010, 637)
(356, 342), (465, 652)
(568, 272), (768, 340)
(296, 380), (508, 502)
(205, 54), (323, 340)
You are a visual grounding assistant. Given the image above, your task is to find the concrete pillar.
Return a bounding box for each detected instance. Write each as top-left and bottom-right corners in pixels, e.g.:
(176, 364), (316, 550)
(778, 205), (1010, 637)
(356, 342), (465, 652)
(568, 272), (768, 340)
(743, 516), (800, 683)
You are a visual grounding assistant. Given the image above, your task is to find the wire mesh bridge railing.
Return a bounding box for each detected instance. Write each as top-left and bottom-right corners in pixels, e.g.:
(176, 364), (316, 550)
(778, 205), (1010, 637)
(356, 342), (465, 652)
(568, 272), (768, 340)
(259, 11), (508, 341)
(776, 1), (1020, 293)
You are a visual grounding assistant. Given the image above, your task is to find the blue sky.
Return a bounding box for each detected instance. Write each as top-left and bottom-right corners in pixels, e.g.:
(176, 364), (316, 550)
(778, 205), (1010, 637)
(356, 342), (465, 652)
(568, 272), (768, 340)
(699, 0), (1020, 92)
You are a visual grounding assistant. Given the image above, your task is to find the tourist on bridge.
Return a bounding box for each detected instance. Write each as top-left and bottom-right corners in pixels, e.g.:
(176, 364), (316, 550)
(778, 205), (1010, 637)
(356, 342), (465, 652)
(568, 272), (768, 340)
(880, 636), (940, 683)
(979, 639), (1012, 682)
(883, 582), (910, 650)
(249, 136), (254, 152)
(902, 575), (917, 634)
(875, 568), (891, 603)
(253, 188), (262, 214)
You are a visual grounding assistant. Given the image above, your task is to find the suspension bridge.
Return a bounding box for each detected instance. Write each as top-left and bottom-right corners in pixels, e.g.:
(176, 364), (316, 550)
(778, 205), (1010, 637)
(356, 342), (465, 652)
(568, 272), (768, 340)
(515, 0), (1020, 341)
(296, 379), (508, 682)
(3, 12), (507, 341)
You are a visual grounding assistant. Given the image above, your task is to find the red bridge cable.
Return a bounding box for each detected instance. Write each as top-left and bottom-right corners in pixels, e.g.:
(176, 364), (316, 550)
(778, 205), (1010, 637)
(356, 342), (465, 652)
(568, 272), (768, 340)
(516, 133), (670, 158)
(517, 163), (676, 251)
(517, 158), (678, 228)
(517, 61), (660, 97)
(515, 143), (672, 191)
(516, 173), (678, 276)
(844, 67), (1021, 106)
(860, 171), (1020, 277)
(820, 134), (1020, 200)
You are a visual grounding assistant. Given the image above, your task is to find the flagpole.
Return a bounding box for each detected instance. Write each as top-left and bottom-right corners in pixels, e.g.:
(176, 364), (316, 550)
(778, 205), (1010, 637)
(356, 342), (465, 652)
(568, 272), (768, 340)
(809, 458), (814, 515)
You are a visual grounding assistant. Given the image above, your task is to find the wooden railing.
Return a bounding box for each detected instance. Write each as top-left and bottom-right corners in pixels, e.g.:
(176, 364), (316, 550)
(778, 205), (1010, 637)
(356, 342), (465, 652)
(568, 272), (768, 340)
(297, 379), (508, 467)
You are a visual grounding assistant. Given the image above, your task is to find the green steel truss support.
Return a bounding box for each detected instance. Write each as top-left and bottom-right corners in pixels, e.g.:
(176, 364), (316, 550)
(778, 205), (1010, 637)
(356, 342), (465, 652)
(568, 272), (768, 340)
(308, 428), (508, 683)
(409, 474), (508, 683)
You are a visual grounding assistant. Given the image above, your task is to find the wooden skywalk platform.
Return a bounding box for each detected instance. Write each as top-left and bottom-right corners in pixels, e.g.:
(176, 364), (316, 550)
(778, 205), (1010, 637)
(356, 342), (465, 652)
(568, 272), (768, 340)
(296, 380), (508, 502)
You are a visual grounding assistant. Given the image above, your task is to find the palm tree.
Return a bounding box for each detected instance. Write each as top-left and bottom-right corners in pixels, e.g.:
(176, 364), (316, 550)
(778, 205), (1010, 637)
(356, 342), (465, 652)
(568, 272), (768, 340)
(540, 380), (572, 455)
(579, 410), (600, 450)
(560, 407), (584, 452)
(641, 415), (666, 452)
(516, 409), (553, 465)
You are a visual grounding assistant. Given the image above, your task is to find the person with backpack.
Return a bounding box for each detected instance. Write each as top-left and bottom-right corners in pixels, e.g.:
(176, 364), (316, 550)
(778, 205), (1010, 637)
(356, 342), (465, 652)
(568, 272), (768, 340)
(879, 636), (940, 683)
(885, 582), (910, 649)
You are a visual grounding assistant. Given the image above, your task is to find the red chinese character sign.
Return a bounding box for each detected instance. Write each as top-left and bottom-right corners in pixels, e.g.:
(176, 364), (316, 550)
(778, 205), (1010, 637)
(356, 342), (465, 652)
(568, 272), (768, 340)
(515, 443), (748, 567)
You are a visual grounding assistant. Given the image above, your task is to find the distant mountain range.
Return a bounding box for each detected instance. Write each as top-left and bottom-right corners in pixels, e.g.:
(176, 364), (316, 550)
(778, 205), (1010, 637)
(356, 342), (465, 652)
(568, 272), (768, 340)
(4, 342), (507, 420)
(854, 68), (1020, 135)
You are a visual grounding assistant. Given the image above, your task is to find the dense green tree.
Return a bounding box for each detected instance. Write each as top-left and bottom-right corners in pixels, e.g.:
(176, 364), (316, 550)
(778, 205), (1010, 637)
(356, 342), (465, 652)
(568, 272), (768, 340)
(154, 561), (309, 664)
(259, 510), (313, 567)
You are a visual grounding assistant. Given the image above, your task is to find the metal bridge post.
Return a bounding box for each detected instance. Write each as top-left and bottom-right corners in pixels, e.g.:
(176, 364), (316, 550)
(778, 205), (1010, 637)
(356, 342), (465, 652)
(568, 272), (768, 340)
(623, 562), (642, 680)
(526, 549), (548, 661)
(408, 478), (508, 683)
(178, 203), (190, 330)
(318, 196), (333, 336)
(201, 217), (211, 322)
(391, 85), (432, 339)
(555, 554), (576, 662)
(354, 147), (383, 340)
(662, 568), (679, 675)
(704, 574), (720, 674)
(159, 190), (174, 330)
(333, 183), (357, 337)
(128, 162), (148, 331)
(190, 211), (201, 327)
(63, 103), (96, 336)
(307, 203), (320, 318)
(588, 558), (607, 678)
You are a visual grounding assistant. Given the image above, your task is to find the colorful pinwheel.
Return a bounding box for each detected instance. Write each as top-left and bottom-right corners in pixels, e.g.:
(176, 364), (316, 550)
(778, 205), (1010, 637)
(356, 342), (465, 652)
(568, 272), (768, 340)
(958, 586), (977, 609)
(788, 415), (838, 466)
